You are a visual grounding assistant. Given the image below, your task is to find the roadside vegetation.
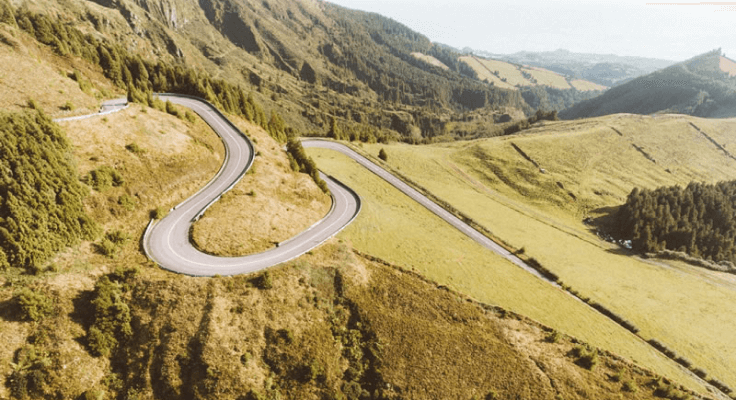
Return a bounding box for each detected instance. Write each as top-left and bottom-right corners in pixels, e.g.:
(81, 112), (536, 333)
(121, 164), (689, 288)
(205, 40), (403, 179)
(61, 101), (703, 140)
(346, 114), (736, 393)
(191, 116), (331, 256)
(307, 147), (707, 393)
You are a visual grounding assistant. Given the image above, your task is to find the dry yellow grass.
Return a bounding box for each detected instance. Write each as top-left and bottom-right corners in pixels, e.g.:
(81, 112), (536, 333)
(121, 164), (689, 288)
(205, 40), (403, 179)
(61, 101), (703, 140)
(570, 78), (608, 91)
(0, 24), (116, 117)
(410, 52), (449, 70)
(522, 66), (571, 89)
(477, 57), (530, 86)
(191, 116), (331, 256)
(357, 114), (736, 391)
(458, 55), (517, 90)
(307, 145), (708, 394)
(720, 56), (736, 77)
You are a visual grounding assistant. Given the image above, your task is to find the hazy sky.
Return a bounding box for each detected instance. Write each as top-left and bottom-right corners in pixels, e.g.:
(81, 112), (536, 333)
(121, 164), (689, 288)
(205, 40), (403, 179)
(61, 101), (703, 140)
(326, 0), (735, 62)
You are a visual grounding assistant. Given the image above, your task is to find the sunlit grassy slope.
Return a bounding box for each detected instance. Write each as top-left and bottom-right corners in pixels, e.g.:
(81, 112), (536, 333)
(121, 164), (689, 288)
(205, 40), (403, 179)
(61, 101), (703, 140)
(410, 52), (450, 70)
(353, 113), (736, 392)
(458, 55), (605, 91)
(308, 147), (707, 394)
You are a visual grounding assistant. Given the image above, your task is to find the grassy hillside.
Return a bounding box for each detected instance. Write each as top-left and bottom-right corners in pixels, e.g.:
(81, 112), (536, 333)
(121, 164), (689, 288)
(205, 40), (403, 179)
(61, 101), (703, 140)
(561, 50), (736, 119)
(307, 146), (709, 395)
(0, 1), (733, 399)
(458, 55), (606, 112)
(1, 0), (538, 142)
(349, 114), (736, 395)
(191, 116), (331, 256)
(485, 48), (675, 87)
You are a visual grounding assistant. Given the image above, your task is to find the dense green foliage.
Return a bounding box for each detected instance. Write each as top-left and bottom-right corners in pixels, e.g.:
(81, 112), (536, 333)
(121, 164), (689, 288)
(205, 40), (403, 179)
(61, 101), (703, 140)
(321, 5), (526, 113)
(86, 271), (136, 357)
(0, 110), (98, 272)
(13, 287), (53, 322)
(7, 345), (53, 399)
(614, 181), (736, 263)
(285, 138), (329, 193)
(84, 165), (124, 192)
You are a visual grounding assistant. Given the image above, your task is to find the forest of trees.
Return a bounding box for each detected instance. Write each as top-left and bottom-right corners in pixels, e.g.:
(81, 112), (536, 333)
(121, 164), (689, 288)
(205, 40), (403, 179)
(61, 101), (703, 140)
(3, 5), (329, 190)
(614, 181), (736, 264)
(0, 110), (99, 273)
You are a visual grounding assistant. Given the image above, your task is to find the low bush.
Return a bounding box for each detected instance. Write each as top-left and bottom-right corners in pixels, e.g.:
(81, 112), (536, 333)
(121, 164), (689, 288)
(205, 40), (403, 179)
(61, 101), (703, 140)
(151, 207), (167, 219)
(544, 330), (561, 343)
(14, 287), (53, 321)
(125, 142), (145, 155)
(571, 344), (598, 370)
(257, 271), (273, 290)
(85, 166), (124, 192)
(622, 380), (638, 393)
(86, 276), (133, 357)
(118, 194), (136, 211)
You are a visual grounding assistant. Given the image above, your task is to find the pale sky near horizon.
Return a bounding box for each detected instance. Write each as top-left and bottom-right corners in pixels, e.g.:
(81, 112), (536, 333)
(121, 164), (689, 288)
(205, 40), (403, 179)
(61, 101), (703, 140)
(326, 0), (735, 62)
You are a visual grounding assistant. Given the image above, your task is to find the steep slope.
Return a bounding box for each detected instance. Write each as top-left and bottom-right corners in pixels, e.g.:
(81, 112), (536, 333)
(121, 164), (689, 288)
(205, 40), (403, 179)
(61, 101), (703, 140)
(458, 55), (607, 112)
(561, 49), (736, 119)
(480, 48), (675, 87)
(8, 0), (531, 141)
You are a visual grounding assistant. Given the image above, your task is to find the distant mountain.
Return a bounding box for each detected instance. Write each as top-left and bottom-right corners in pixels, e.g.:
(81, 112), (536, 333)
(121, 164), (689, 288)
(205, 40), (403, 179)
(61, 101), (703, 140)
(473, 48), (675, 87)
(560, 49), (736, 119)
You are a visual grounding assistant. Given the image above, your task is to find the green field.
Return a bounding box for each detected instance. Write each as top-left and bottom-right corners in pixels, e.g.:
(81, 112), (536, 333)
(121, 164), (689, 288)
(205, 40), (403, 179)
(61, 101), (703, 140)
(345, 114), (736, 392)
(308, 147), (708, 394)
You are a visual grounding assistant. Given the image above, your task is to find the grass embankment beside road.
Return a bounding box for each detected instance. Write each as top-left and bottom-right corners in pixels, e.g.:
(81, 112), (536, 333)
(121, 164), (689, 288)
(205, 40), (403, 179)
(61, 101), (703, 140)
(190, 115), (332, 256)
(355, 113), (736, 393)
(307, 147), (708, 394)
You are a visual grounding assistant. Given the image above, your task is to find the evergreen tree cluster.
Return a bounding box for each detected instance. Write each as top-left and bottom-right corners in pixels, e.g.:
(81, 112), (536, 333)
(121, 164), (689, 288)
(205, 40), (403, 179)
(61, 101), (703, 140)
(4, 5), (328, 188)
(615, 181), (736, 263)
(285, 137), (329, 193)
(322, 4), (528, 113)
(0, 110), (99, 272)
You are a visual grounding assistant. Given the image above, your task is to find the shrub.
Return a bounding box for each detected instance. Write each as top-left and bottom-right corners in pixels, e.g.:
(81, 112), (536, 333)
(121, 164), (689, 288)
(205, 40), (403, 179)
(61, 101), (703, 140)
(61, 101), (74, 111)
(97, 238), (118, 259)
(86, 276), (132, 357)
(612, 367), (626, 383)
(184, 110), (196, 123)
(622, 380), (638, 393)
(151, 207), (167, 219)
(257, 271), (273, 289)
(571, 344), (598, 370)
(86, 166), (124, 191)
(106, 230), (130, 246)
(544, 330), (561, 343)
(125, 142), (145, 155)
(118, 194), (136, 211)
(692, 367), (707, 379)
(378, 148), (388, 161)
(14, 287), (53, 321)
(27, 99), (38, 110)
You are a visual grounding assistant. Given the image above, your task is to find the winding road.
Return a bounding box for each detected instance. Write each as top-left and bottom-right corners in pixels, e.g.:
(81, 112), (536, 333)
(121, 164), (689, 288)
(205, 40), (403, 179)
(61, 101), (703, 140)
(140, 95), (546, 280)
(143, 95), (361, 276)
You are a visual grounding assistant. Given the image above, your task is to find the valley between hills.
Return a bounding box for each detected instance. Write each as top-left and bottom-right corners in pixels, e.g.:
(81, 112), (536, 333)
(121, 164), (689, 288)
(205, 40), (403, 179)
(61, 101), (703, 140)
(1, 0), (736, 399)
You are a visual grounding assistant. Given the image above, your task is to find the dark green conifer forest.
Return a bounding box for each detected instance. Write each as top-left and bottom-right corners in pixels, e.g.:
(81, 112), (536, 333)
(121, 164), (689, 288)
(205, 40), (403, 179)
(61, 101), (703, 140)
(615, 181), (736, 264)
(0, 110), (99, 272)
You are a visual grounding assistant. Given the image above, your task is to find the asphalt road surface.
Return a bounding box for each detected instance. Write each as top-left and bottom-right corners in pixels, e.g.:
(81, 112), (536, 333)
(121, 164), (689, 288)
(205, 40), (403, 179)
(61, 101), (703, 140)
(143, 95), (361, 276)
(301, 140), (554, 283)
(142, 94), (551, 281)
